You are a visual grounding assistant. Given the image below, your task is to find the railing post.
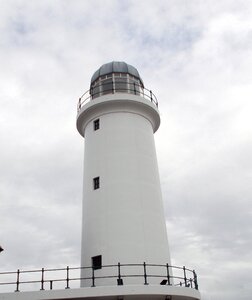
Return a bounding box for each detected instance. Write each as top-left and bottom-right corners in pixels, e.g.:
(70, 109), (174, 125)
(50, 280), (53, 290)
(65, 266), (70, 289)
(183, 266), (187, 287)
(15, 269), (20, 292)
(117, 262), (123, 285)
(118, 262), (121, 279)
(193, 270), (198, 290)
(150, 90), (153, 102)
(40, 268), (45, 290)
(78, 98), (81, 111)
(134, 83), (136, 95)
(166, 263), (171, 285)
(190, 278), (193, 288)
(91, 267), (95, 287)
(143, 262), (148, 285)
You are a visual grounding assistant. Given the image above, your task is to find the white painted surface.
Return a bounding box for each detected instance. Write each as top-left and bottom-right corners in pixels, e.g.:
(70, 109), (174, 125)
(0, 285), (201, 300)
(77, 93), (171, 286)
(76, 94), (160, 137)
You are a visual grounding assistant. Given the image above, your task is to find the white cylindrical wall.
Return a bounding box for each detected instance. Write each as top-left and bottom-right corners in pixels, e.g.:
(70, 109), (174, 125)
(78, 95), (171, 287)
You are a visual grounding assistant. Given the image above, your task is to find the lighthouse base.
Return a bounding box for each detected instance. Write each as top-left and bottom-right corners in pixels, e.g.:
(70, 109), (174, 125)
(1, 285), (200, 300)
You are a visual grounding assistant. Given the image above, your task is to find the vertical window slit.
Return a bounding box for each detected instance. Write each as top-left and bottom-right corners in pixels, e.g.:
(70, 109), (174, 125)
(93, 119), (100, 131)
(93, 177), (100, 190)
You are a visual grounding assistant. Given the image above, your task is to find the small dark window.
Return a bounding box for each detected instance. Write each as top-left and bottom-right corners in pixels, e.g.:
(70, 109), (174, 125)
(93, 177), (100, 190)
(92, 255), (102, 270)
(94, 119), (100, 131)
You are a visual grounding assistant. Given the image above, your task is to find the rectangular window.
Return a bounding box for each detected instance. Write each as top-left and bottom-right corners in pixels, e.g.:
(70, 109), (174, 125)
(93, 177), (100, 190)
(92, 255), (102, 270)
(93, 119), (100, 131)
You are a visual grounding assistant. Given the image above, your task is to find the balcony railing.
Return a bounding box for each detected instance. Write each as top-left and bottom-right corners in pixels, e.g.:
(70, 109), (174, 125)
(0, 263), (198, 293)
(77, 81), (158, 113)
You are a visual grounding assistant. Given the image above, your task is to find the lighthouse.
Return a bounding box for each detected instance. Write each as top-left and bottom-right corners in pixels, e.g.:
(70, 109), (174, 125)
(76, 61), (201, 299)
(77, 61), (171, 285)
(0, 62), (200, 299)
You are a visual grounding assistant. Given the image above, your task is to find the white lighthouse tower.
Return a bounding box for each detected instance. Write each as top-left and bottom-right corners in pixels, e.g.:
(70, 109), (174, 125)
(77, 61), (170, 285)
(0, 62), (200, 300)
(76, 61), (201, 299)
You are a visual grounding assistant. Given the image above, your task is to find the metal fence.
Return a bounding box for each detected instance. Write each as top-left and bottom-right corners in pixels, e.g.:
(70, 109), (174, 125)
(0, 263), (198, 293)
(77, 80), (158, 112)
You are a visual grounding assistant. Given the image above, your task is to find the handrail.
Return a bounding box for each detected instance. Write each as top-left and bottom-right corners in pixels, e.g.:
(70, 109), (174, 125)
(77, 80), (158, 113)
(0, 262), (199, 292)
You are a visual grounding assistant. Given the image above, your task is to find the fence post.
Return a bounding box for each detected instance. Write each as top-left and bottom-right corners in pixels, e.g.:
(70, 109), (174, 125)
(92, 267), (95, 287)
(40, 268), (45, 290)
(15, 269), (20, 292)
(143, 262), (148, 285)
(193, 270), (198, 290)
(190, 278), (193, 288)
(183, 266), (187, 287)
(65, 266), (70, 289)
(166, 263), (171, 285)
(118, 262), (121, 279)
(117, 262), (123, 285)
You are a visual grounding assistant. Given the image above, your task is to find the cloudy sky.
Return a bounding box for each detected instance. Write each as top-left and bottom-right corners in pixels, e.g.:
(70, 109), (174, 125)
(1, 0), (252, 299)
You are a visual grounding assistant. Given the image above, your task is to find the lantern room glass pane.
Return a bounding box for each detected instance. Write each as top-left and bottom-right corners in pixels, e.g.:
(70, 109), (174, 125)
(129, 78), (140, 95)
(101, 78), (113, 95)
(91, 84), (100, 99)
(115, 77), (127, 93)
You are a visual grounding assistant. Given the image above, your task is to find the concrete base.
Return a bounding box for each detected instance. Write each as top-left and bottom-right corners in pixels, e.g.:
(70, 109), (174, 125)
(0, 285), (200, 300)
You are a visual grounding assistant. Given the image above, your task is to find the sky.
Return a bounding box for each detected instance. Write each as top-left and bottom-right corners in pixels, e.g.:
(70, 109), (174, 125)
(0, 0), (252, 299)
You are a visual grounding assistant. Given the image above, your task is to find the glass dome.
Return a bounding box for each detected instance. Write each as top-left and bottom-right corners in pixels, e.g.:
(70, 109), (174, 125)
(90, 61), (144, 99)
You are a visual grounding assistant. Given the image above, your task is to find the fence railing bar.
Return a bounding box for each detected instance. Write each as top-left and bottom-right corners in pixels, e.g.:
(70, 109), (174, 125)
(77, 80), (158, 112)
(0, 263), (199, 292)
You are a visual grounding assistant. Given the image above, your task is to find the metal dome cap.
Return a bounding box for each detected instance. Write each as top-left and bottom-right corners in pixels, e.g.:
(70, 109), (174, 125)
(91, 61), (144, 87)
